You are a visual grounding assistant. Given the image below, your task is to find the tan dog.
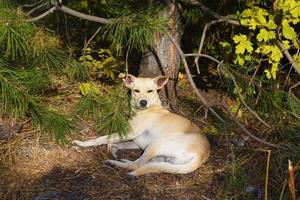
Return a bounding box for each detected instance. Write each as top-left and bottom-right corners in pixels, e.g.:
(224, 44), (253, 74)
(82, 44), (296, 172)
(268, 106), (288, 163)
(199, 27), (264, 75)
(73, 74), (210, 179)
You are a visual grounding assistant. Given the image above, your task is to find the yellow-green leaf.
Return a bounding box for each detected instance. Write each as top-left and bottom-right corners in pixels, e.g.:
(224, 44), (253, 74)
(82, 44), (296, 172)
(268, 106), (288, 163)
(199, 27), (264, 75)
(270, 46), (283, 62)
(79, 56), (85, 62)
(264, 69), (272, 79)
(293, 54), (300, 68)
(234, 55), (245, 65)
(85, 55), (94, 61)
(271, 63), (279, 79)
(257, 29), (275, 42)
(282, 40), (291, 49)
(290, 1), (300, 18)
(220, 41), (231, 48)
(266, 19), (277, 29)
(79, 83), (100, 96)
(256, 9), (267, 25)
(282, 19), (297, 40)
(261, 45), (273, 54)
(233, 34), (253, 54)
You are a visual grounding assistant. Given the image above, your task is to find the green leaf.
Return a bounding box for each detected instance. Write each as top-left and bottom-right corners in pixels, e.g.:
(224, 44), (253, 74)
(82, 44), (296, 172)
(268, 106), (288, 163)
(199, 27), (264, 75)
(282, 19), (297, 40)
(290, 1), (300, 19)
(79, 83), (100, 96)
(233, 34), (253, 54)
(270, 46), (282, 62)
(266, 19), (277, 30)
(85, 55), (94, 61)
(220, 41), (231, 48)
(256, 9), (267, 25)
(282, 40), (291, 49)
(271, 63), (279, 79)
(261, 45), (273, 54)
(264, 69), (272, 79)
(236, 56), (245, 65)
(257, 29), (275, 42)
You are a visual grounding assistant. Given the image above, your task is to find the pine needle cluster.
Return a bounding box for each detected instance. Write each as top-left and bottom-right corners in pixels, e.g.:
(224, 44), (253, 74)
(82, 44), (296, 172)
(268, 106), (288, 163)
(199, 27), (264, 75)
(75, 83), (131, 137)
(0, 3), (74, 142)
(102, 6), (168, 54)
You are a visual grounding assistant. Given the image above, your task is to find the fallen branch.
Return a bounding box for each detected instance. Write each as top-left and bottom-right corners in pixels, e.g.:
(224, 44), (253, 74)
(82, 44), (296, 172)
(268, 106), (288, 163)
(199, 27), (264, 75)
(168, 33), (280, 148)
(212, 103), (280, 148)
(221, 66), (271, 127)
(277, 41), (300, 76)
(194, 18), (239, 74)
(186, 53), (271, 127)
(167, 33), (225, 124)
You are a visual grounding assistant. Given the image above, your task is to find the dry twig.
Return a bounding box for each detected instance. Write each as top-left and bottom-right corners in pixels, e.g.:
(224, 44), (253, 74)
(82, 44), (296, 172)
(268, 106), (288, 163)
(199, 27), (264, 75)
(264, 150), (271, 200)
(288, 160), (297, 200)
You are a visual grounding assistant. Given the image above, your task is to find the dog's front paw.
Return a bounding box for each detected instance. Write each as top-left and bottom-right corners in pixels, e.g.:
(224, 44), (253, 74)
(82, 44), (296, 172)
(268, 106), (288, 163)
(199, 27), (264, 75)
(104, 160), (116, 168)
(107, 144), (118, 159)
(126, 173), (138, 182)
(72, 140), (85, 147)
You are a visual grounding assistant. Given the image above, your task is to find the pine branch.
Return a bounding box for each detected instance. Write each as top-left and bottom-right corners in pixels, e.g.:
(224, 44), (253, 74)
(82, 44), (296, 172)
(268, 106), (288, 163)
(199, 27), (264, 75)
(0, 66), (72, 142)
(75, 84), (131, 136)
(55, 4), (112, 24)
(26, 6), (56, 22)
(26, 3), (112, 24)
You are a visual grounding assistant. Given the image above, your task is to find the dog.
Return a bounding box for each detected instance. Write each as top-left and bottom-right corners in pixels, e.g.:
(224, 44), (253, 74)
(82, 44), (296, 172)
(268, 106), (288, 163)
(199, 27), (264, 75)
(73, 74), (210, 179)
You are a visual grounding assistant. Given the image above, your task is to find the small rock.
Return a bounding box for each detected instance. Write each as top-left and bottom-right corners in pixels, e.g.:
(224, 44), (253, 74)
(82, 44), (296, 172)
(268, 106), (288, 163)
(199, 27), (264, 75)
(245, 185), (255, 193)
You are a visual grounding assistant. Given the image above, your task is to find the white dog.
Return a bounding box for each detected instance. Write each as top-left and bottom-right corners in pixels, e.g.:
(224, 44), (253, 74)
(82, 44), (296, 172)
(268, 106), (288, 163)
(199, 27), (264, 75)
(73, 74), (210, 179)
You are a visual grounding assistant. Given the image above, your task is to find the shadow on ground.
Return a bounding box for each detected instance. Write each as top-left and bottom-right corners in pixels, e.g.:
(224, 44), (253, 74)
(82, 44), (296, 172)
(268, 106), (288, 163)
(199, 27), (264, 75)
(0, 141), (227, 200)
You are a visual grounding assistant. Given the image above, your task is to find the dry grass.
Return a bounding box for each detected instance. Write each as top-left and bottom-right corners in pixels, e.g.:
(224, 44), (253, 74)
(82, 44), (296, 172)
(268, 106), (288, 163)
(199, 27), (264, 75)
(0, 129), (230, 200)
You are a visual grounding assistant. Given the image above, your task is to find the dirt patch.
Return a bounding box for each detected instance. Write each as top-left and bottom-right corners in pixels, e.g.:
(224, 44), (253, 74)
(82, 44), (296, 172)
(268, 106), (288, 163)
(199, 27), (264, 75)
(0, 129), (230, 200)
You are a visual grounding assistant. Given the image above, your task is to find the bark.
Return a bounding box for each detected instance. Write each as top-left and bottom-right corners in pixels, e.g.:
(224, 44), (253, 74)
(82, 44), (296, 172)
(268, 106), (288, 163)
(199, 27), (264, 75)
(139, 1), (182, 104)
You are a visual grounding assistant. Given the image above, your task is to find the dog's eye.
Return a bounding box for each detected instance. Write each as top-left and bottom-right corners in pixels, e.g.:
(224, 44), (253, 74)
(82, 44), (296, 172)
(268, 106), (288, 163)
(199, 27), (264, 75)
(134, 89), (140, 93)
(147, 90), (153, 93)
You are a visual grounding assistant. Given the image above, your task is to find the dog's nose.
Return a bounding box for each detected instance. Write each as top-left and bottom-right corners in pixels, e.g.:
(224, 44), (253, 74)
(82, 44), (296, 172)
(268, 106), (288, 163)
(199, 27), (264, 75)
(140, 100), (147, 107)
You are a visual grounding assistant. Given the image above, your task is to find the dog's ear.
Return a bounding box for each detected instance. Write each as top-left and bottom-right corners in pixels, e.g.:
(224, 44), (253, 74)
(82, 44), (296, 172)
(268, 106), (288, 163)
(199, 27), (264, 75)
(123, 74), (136, 88)
(153, 76), (169, 89)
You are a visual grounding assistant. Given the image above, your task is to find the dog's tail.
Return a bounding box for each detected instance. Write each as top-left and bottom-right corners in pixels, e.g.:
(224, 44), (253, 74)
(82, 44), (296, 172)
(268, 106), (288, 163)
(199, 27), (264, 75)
(129, 156), (205, 176)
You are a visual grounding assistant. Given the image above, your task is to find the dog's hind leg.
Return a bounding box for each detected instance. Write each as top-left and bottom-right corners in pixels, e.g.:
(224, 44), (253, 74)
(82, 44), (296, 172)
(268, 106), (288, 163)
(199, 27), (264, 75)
(128, 158), (198, 177)
(105, 160), (138, 170)
(106, 143), (157, 169)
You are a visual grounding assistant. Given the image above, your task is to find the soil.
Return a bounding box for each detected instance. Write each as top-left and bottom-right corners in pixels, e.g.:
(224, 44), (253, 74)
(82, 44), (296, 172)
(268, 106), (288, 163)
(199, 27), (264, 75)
(0, 131), (230, 200)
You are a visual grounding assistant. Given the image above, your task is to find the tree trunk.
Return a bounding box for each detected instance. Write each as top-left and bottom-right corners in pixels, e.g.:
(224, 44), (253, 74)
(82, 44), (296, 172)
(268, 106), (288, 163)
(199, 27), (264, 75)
(139, 1), (182, 105)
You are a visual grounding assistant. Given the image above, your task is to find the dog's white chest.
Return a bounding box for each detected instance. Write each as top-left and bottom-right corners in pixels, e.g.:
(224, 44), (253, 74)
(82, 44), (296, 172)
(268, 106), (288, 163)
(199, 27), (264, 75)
(133, 129), (154, 149)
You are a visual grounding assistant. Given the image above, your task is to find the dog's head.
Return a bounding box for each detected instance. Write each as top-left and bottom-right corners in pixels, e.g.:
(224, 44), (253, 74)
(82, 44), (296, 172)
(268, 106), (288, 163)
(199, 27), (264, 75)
(123, 74), (169, 109)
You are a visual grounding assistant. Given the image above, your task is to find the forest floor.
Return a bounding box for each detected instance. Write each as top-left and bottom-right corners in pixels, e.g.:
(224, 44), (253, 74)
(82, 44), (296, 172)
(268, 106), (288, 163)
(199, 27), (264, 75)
(0, 76), (264, 200)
